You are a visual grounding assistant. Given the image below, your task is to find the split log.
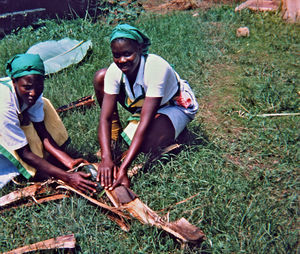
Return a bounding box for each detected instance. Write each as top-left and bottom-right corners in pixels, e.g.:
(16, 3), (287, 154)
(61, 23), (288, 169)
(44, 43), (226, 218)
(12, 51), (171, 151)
(107, 186), (206, 243)
(3, 234), (76, 254)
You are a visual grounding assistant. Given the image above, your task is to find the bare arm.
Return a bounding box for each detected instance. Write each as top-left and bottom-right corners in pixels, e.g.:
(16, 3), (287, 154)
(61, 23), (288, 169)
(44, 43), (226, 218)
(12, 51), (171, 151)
(33, 121), (86, 169)
(110, 96), (162, 189)
(96, 93), (119, 187)
(16, 145), (96, 193)
(98, 93), (118, 163)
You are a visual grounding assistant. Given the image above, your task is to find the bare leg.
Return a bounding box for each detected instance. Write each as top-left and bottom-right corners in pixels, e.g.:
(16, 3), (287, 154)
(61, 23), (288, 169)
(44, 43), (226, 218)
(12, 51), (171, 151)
(94, 70), (176, 154)
(140, 113), (175, 153)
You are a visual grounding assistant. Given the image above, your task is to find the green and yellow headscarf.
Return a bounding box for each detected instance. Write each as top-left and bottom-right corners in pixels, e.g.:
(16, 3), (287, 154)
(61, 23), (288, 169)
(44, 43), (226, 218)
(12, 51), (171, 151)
(110, 24), (151, 55)
(6, 53), (45, 78)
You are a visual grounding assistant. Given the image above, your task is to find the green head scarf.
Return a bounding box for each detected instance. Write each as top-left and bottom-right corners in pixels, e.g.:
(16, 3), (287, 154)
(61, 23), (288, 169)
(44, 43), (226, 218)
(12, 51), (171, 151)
(110, 24), (151, 55)
(6, 53), (45, 78)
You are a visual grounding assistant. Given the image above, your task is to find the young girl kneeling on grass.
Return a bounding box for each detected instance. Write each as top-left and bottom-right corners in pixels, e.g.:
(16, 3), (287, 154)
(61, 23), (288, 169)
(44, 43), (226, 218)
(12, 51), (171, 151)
(0, 53), (97, 193)
(94, 24), (198, 190)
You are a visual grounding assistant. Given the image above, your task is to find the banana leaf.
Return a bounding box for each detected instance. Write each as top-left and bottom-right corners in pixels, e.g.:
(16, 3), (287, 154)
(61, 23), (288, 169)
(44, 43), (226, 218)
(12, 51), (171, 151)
(26, 38), (92, 75)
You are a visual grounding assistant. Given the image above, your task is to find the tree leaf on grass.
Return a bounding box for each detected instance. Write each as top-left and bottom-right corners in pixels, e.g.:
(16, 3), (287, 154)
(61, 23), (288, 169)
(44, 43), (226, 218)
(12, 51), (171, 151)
(26, 38), (92, 75)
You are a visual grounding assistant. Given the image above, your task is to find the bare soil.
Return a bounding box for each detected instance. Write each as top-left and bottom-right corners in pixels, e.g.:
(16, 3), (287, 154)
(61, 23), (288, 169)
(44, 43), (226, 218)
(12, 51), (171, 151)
(141, 0), (242, 12)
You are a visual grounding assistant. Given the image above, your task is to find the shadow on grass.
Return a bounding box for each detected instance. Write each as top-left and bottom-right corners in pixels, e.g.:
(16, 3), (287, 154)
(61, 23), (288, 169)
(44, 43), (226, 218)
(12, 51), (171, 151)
(155, 228), (210, 254)
(176, 124), (210, 147)
(136, 124), (211, 175)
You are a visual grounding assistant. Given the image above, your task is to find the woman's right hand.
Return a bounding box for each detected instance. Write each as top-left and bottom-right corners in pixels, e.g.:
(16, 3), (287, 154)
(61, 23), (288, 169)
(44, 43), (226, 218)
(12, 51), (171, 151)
(66, 171), (97, 193)
(96, 159), (118, 189)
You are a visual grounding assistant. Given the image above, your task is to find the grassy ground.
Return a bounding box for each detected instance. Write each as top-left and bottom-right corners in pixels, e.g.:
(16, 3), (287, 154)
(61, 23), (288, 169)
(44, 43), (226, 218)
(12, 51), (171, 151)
(0, 2), (299, 253)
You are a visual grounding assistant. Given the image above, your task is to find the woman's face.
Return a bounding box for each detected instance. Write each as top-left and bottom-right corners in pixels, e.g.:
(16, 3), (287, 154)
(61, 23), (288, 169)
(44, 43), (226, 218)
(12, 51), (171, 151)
(13, 74), (44, 107)
(111, 39), (142, 79)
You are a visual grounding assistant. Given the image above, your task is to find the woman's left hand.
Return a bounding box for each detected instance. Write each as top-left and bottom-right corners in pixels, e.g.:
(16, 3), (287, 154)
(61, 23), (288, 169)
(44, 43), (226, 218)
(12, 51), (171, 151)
(109, 168), (130, 190)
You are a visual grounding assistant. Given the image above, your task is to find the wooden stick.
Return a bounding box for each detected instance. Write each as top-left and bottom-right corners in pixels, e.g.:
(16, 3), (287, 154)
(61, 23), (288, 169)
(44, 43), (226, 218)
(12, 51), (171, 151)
(255, 113), (300, 117)
(158, 192), (201, 213)
(3, 234), (76, 254)
(32, 194), (69, 204)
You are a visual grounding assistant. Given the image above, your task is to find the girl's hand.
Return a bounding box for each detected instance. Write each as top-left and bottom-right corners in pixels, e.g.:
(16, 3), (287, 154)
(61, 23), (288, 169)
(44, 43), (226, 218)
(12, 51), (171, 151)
(97, 159), (118, 189)
(66, 171), (97, 193)
(110, 168), (130, 190)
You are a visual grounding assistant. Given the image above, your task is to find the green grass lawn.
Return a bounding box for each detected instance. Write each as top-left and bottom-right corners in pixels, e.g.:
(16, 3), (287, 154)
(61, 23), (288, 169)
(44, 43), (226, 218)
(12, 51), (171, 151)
(0, 3), (299, 253)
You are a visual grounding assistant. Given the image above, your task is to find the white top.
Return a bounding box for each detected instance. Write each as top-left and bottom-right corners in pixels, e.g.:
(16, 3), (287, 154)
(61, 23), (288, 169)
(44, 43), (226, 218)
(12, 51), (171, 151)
(104, 54), (181, 105)
(0, 77), (44, 151)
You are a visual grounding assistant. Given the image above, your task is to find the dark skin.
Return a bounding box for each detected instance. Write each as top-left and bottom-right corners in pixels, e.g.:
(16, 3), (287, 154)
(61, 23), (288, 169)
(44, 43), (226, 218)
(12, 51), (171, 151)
(94, 38), (175, 190)
(12, 74), (97, 193)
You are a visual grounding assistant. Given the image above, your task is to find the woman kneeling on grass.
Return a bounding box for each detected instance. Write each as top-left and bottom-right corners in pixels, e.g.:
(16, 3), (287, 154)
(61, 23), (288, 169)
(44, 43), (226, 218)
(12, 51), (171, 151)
(0, 53), (97, 193)
(94, 24), (198, 190)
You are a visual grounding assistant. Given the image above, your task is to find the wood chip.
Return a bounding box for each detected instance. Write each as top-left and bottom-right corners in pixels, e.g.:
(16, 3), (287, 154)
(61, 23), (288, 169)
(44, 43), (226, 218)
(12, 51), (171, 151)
(3, 234), (76, 254)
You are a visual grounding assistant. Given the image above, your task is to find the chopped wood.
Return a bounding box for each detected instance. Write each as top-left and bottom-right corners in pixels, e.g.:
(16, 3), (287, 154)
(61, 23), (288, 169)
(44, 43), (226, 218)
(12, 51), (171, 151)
(0, 183), (42, 207)
(3, 234), (76, 254)
(56, 95), (96, 113)
(107, 186), (206, 243)
(0, 170), (205, 243)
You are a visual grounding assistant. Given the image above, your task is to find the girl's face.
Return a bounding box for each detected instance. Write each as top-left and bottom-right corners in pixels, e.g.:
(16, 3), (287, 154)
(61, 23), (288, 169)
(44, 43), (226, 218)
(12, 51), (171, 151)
(13, 74), (44, 107)
(111, 39), (142, 79)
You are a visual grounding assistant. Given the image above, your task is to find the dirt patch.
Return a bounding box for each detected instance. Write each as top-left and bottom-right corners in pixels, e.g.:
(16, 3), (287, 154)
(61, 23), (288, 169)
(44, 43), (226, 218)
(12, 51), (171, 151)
(142, 0), (242, 12)
(199, 63), (246, 138)
(198, 62), (279, 173)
